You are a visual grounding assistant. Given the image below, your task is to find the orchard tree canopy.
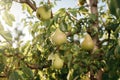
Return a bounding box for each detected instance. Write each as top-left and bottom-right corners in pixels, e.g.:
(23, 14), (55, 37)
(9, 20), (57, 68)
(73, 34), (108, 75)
(0, 0), (120, 80)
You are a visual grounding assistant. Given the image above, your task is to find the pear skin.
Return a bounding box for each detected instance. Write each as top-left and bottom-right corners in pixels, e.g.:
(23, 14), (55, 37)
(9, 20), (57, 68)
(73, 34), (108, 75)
(50, 28), (67, 45)
(52, 54), (64, 69)
(81, 34), (94, 50)
(36, 6), (51, 21)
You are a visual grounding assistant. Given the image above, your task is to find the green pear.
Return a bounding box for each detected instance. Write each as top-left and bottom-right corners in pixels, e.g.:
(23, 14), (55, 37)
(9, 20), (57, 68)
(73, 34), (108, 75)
(81, 34), (94, 50)
(36, 6), (51, 21)
(78, 0), (86, 6)
(52, 54), (64, 69)
(50, 28), (67, 45)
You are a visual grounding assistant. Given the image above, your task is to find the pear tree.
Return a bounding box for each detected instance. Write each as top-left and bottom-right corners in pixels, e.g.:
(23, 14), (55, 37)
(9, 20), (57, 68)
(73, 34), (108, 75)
(0, 0), (120, 80)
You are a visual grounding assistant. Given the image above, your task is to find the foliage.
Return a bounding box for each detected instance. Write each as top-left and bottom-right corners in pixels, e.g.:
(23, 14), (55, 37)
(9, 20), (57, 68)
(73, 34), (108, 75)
(0, 0), (120, 80)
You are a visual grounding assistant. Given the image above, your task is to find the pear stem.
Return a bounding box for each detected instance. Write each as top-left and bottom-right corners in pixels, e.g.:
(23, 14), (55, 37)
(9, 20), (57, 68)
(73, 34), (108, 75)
(47, 0), (53, 18)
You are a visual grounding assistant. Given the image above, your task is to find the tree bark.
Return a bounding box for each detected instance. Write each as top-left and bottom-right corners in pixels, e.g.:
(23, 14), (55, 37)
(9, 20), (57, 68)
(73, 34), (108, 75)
(86, 0), (103, 80)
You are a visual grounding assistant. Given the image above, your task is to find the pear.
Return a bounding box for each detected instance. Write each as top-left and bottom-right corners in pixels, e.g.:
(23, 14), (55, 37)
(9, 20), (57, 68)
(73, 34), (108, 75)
(36, 6), (51, 21)
(81, 34), (94, 50)
(50, 28), (67, 45)
(52, 54), (64, 69)
(78, 0), (86, 6)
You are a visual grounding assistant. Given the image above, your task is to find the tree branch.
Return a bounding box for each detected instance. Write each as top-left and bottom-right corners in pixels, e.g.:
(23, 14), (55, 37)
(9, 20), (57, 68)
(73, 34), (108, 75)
(86, 0), (104, 80)
(47, 0), (53, 18)
(3, 52), (51, 70)
(0, 75), (6, 78)
(13, 0), (37, 11)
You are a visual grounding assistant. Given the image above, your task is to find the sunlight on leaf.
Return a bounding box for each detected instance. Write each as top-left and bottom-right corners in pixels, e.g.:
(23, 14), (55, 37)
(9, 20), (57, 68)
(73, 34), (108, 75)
(2, 10), (15, 26)
(22, 3), (33, 16)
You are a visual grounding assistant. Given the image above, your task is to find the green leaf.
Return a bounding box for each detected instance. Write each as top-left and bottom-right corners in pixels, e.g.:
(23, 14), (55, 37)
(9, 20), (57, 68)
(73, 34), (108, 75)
(108, 0), (120, 18)
(89, 14), (97, 21)
(0, 22), (4, 30)
(0, 63), (5, 73)
(79, 6), (88, 13)
(114, 45), (120, 58)
(67, 69), (74, 80)
(0, 31), (12, 42)
(9, 71), (22, 80)
(21, 66), (33, 78)
(2, 11), (15, 26)
(22, 3), (33, 15)
(66, 54), (72, 68)
(114, 25), (120, 37)
(116, 8), (120, 18)
(0, 0), (12, 10)
(68, 8), (77, 17)
(59, 21), (67, 32)
(55, 8), (66, 15)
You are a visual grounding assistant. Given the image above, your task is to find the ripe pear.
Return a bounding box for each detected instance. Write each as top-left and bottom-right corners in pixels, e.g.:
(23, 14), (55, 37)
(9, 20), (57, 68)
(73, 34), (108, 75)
(52, 54), (64, 69)
(36, 6), (51, 21)
(81, 34), (94, 50)
(50, 28), (67, 45)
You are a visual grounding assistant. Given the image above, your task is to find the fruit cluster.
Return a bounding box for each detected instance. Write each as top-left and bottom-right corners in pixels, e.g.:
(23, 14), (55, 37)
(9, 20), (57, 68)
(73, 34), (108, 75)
(36, 5), (94, 69)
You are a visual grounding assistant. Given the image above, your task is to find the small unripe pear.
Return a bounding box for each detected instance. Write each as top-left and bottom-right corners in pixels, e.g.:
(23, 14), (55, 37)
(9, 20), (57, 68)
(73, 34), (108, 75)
(81, 34), (94, 50)
(52, 54), (64, 69)
(36, 6), (51, 21)
(50, 28), (67, 45)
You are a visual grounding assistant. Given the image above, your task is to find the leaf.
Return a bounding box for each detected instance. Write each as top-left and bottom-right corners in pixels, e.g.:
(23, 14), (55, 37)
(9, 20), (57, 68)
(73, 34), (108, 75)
(21, 66), (33, 78)
(9, 13), (15, 21)
(68, 8), (77, 17)
(0, 63), (5, 73)
(79, 6), (88, 14)
(22, 3), (33, 15)
(66, 54), (72, 68)
(0, 0), (12, 10)
(55, 8), (66, 15)
(67, 69), (74, 80)
(0, 54), (7, 64)
(114, 25), (120, 37)
(108, 0), (120, 17)
(0, 22), (4, 30)
(116, 8), (120, 18)
(89, 14), (97, 21)
(0, 31), (12, 42)
(2, 11), (15, 26)
(9, 71), (22, 80)
(59, 21), (67, 32)
(48, 53), (55, 60)
(114, 45), (120, 58)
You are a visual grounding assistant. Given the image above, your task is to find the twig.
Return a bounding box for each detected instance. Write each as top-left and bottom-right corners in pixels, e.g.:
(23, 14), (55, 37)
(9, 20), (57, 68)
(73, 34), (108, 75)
(3, 52), (50, 70)
(47, 0), (53, 18)
(98, 39), (115, 46)
(13, 0), (37, 11)
(0, 75), (6, 78)
(47, 0), (50, 4)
